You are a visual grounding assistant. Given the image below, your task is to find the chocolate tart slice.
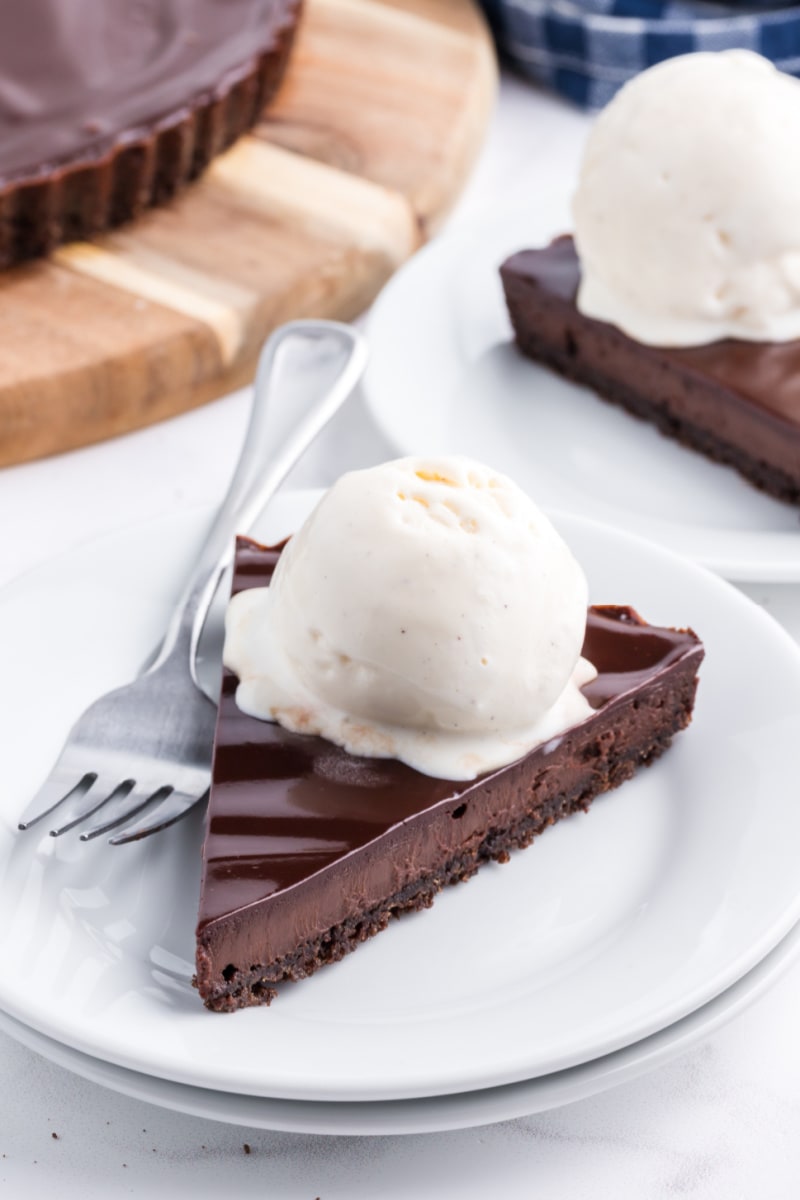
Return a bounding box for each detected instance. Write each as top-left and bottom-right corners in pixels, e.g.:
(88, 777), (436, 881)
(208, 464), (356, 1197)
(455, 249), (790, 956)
(0, 0), (301, 267)
(194, 535), (704, 1012)
(500, 236), (800, 505)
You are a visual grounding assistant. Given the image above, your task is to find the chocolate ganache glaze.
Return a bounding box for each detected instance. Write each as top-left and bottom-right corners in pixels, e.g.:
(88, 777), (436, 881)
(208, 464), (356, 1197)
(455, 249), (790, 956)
(0, 0), (300, 265)
(501, 237), (800, 503)
(195, 536), (703, 1011)
(0, 0), (297, 183)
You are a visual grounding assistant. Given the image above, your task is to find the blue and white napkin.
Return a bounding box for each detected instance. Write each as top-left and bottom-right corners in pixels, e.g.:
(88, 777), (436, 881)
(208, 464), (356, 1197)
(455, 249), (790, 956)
(479, 0), (800, 106)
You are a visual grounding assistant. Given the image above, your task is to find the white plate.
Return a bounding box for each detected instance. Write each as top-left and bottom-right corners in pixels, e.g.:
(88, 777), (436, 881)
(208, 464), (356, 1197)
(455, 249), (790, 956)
(3, 914), (799, 1137)
(2, 491), (800, 1102)
(363, 193), (800, 582)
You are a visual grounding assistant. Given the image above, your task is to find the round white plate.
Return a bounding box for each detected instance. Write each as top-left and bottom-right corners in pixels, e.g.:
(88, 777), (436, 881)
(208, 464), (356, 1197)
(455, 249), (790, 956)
(2, 914), (799, 1136)
(363, 193), (800, 582)
(2, 491), (800, 1102)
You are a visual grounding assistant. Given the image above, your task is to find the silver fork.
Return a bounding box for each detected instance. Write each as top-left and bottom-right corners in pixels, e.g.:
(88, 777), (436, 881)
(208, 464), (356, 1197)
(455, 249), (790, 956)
(17, 319), (368, 845)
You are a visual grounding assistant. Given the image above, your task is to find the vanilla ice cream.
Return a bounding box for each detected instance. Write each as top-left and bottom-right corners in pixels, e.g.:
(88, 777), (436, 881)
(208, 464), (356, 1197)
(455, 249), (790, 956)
(223, 457), (596, 780)
(573, 50), (800, 347)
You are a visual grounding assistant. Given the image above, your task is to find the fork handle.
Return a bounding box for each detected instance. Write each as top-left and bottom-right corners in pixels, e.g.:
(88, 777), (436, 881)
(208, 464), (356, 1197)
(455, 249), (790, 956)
(149, 319), (368, 685)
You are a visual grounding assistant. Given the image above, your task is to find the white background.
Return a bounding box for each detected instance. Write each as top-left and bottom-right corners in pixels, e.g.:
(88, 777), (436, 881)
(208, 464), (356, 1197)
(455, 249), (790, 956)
(1, 76), (799, 1198)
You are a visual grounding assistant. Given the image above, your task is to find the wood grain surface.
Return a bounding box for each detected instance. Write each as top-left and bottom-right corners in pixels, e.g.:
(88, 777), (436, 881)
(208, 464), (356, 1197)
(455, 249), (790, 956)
(0, 0), (496, 466)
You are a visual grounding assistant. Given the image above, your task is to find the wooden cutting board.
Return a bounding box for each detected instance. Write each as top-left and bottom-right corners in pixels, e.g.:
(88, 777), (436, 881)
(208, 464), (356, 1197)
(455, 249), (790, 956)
(0, 0), (496, 466)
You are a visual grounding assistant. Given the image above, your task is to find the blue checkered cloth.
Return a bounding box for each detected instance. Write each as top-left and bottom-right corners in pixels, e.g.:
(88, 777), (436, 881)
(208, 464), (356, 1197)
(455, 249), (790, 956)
(479, 0), (800, 107)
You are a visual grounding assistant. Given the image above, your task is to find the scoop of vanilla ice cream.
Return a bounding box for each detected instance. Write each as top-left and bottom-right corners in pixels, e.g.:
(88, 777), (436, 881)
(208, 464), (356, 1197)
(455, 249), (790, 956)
(223, 456), (596, 781)
(573, 50), (800, 347)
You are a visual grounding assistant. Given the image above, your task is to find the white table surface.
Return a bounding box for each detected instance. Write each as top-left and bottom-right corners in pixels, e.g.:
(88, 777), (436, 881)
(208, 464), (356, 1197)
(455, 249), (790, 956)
(2, 75), (800, 1199)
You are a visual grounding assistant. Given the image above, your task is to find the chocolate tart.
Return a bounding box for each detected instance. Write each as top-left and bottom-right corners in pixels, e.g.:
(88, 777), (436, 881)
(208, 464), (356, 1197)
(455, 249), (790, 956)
(500, 236), (800, 505)
(0, 0), (301, 267)
(194, 535), (704, 1013)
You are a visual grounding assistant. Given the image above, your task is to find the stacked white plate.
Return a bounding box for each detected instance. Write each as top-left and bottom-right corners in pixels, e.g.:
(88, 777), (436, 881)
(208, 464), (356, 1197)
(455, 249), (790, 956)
(2, 477), (800, 1135)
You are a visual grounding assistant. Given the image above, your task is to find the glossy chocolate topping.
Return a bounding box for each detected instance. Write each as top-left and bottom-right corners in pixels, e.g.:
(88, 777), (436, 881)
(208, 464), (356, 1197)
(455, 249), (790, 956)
(198, 537), (702, 935)
(506, 236), (800, 433)
(0, 0), (298, 184)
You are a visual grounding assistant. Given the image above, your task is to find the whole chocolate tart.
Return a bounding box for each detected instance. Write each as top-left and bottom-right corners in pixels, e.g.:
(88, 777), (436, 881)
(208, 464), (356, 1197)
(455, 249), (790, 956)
(194, 535), (704, 1013)
(500, 236), (800, 505)
(0, 0), (301, 267)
